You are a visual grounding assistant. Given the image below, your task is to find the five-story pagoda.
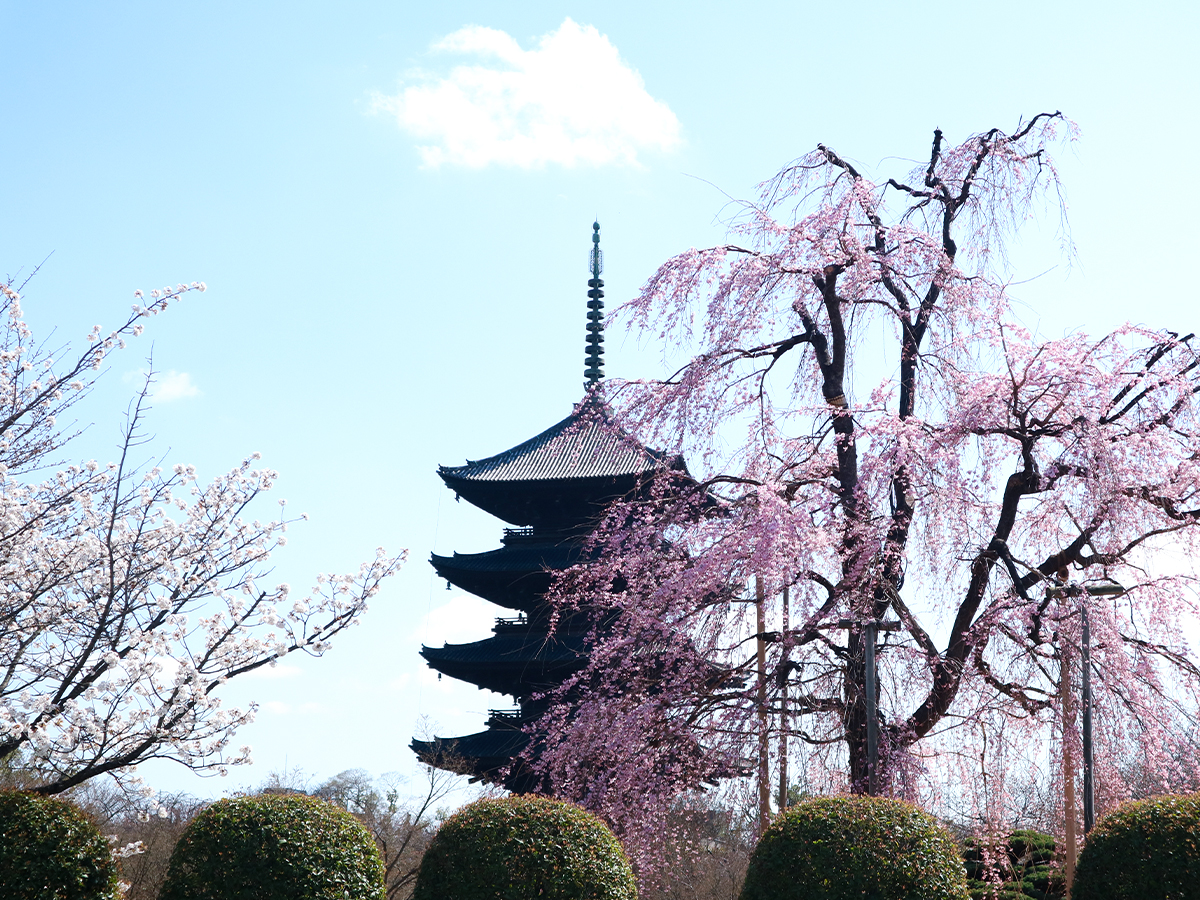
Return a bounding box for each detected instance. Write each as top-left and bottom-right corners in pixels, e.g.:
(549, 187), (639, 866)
(412, 224), (683, 790)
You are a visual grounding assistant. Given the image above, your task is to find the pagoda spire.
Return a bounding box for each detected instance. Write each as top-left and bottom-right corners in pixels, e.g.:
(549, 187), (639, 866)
(584, 221), (605, 389)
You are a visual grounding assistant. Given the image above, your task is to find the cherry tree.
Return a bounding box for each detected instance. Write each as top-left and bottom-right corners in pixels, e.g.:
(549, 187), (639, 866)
(530, 113), (1200, 850)
(0, 278), (405, 794)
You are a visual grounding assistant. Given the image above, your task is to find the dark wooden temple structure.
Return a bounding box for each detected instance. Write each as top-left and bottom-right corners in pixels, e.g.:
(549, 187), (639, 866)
(412, 224), (682, 789)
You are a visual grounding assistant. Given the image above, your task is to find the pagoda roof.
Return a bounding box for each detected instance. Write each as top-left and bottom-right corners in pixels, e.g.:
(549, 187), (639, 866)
(440, 394), (676, 486)
(411, 729), (528, 775)
(411, 730), (540, 791)
(420, 632), (589, 697)
(421, 633), (588, 667)
(430, 536), (589, 610)
(432, 539), (582, 574)
(438, 395), (684, 528)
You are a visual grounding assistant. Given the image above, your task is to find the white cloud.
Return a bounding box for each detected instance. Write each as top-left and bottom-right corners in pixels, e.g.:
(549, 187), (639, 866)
(374, 18), (682, 169)
(125, 368), (201, 403)
(151, 370), (200, 403)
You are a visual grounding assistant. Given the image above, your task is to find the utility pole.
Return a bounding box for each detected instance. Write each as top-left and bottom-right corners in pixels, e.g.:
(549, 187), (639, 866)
(1078, 580), (1121, 832)
(838, 616), (900, 795)
(1048, 580), (1122, 839)
(1049, 578), (1122, 896)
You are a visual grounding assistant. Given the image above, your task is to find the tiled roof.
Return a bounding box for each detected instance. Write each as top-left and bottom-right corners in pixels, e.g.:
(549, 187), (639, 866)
(439, 395), (673, 484)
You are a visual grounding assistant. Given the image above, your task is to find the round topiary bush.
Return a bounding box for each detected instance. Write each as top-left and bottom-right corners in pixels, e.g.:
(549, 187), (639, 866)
(413, 795), (636, 900)
(962, 829), (1064, 900)
(0, 789), (121, 900)
(1073, 793), (1200, 900)
(739, 795), (970, 900)
(159, 792), (385, 900)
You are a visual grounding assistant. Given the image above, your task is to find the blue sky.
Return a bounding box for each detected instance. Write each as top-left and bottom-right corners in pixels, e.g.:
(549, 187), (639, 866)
(2, 1), (1196, 802)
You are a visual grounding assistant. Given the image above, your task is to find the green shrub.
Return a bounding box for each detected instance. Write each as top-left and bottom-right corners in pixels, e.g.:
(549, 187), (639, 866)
(159, 792), (385, 900)
(962, 829), (1064, 900)
(1073, 793), (1200, 900)
(413, 795), (636, 900)
(0, 789), (121, 900)
(739, 795), (970, 900)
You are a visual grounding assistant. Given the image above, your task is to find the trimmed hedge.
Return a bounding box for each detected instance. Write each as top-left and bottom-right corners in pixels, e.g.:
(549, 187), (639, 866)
(0, 789), (121, 900)
(413, 795), (636, 900)
(1073, 793), (1200, 900)
(962, 829), (1064, 900)
(159, 792), (385, 900)
(739, 795), (970, 900)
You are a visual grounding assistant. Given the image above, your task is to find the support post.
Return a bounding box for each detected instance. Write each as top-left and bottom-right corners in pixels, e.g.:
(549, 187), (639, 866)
(1048, 581), (1120, 838)
(756, 576), (770, 832)
(778, 583), (789, 811)
(836, 617), (900, 796)
(1061, 643), (1077, 897)
(864, 619), (879, 796)
(1081, 604), (1094, 835)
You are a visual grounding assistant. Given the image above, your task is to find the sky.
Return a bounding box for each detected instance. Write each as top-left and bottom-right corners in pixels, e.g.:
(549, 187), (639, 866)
(2, 0), (1197, 805)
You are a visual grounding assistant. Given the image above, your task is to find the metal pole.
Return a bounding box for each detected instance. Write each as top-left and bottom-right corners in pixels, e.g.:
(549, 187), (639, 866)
(1081, 603), (1094, 834)
(755, 576), (770, 831)
(865, 620), (879, 796)
(836, 618), (898, 797)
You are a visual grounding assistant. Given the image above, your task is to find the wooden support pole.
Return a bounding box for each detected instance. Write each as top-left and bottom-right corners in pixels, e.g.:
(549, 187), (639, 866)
(778, 582), (789, 812)
(1061, 643), (1077, 897)
(1081, 604), (1094, 835)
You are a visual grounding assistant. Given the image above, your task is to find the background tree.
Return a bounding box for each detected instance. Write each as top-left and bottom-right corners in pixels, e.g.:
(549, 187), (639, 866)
(68, 782), (204, 900)
(531, 113), (1200, 855)
(66, 763), (454, 900)
(0, 277), (404, 795)
(313, 766), (455, 900)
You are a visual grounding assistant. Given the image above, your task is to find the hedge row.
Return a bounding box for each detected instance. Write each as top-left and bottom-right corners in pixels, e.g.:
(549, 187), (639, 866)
(1073, 793), (1200, 900)
(741, 795), (970, 900)
(413, 795), (636, 900)
(160, 793), (385, 900)
(0, 790), (122, 900)
(3, 788), (1197, 900)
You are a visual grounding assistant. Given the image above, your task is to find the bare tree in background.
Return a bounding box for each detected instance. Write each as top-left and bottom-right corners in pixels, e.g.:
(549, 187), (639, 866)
(313, 766), (457, 900)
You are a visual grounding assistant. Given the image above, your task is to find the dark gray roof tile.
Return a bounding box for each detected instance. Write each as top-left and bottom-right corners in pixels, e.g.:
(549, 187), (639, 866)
(440, 395), (671, 484)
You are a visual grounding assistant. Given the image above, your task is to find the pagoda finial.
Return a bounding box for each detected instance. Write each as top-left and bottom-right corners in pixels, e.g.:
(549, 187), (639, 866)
(584, 221), (605, 390)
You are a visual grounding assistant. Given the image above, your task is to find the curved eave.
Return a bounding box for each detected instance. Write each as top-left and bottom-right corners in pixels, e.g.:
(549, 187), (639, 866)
(429, 542), (586, 609)
(430, 561), (552, 611)
(439, 397), (674, 482)
(411, 732), (539, 791)
(411, 730), (529, 777)
(419, 634), (588, 696)
(438, 471), (649, 529)
(437, 395), (689, 527)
